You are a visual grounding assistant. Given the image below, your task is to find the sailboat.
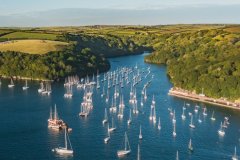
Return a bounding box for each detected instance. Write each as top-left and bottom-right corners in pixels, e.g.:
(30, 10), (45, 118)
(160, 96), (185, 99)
(64, 85), (73, 98)
(108, 118), (116, 132)
(38, 82), (45, 93)
(152, 105), (156, 123)
(104, 125), (110, 144)
(48, 105), (64, 129)
(137, 144), (141, 160)
(102, 108), (108, 124)
(203, 107), (207, 116)
(22, 80), (29, 90)
(139, 125), (143, 140)
(105, 89), (109, 103)
(117, 132), (131, 157)
(172, 110), (176, 124)
(127, 109), (132, 125)
(210, 111), (216, 121)
(188, 138), (194, 152)
(149, 106), (153, 121)
(140, 95), (143, 107)
(101, 85), (105, 97)
(96, 72), (100, 89)
(8, 78), (15, 88)
(173, 123), (177, 137)
(144, 89), (147, 100)
(189, 114), (195, 128)
(232, 146), (238, 160)
(198, 115), (202, 123)
(109, 97), (117, 113)
(194, 105), (199, 113)
(158, 117), (161, 130)
(52, 128), (73, 154)
(218, 122), (225, 136)
(181, 107), (186, 120)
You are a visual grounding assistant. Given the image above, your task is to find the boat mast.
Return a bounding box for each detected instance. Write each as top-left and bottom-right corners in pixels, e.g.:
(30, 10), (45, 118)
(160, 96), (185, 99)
(137, 144), (140, 160)
(54, 104), (58, 120)
(125, 132), (127, 151)
(49, 107), (52, 120)
(65, 128), (67, 149)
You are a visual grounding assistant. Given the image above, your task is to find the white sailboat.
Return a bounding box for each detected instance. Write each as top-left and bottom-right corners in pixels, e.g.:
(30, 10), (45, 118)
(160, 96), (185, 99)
(8, 78), (15, 88)
(52, 128), (73, 154)
(210, 111), (216, 121)
(139, 125), (143, 140)
(108, 118), (116, 132)
(96, 72), (100, 89)
(172, 110), (176, 124)
(102, 108), (108, 124)
(105, 89), (109, 103)
(189, 114), (195, 128)
(104, 125), (110, 144)
(149, 106), (153, 121)
(64, 85), (73, 98)
(127, 109), (132, 125)
(109, 97), (117, 113)
(144, 89), (147, 100)
(117, 132), (131, 157)
(194, 105), (199, 113)
(203, 107), (207, 116)
(140, 95), (143, 107)
(232, 146), (238, 160)
(101, 85), (105, 97)
(38, 82), (45, 93)
(152, 105), (156, 124)
(198, 115), (202, 123)
(181, 107), (186, 120)
(158, 117), (161, 130)
(173, 123), (177, 137)
(188, 138), (193, 152)
(22, 80), (29, 90)
(218, 122), (225, 136)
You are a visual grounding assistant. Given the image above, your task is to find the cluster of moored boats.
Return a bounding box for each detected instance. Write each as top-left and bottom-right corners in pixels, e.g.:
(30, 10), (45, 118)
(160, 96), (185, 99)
(1, 62), (239, 159)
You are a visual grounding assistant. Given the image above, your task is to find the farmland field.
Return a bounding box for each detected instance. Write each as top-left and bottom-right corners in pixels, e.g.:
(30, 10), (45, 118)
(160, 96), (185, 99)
(0, 40), (69, 54)
(0, 31), (58, 41)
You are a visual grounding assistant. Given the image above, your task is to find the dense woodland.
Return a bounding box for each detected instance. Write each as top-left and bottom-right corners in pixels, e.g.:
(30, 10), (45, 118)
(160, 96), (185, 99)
(145, 27), (240, 100)
(0, 48), (109, 80)
(64, 33), (150, 57)
(1, 25), (240, 100)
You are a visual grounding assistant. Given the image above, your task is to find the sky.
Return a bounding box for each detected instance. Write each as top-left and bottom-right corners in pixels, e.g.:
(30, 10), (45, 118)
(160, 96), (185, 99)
(0, 0), (239, 26)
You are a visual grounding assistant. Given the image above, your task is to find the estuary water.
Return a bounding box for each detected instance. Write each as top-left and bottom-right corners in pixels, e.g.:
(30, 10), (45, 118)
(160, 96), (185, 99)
(0, 53), (240, 160)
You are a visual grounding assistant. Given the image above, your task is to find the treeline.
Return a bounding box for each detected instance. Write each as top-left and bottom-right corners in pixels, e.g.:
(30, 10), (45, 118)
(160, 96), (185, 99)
(145, 28), (240, 100)
(64, 33), (152, 57)
(0, 49), (109, 80)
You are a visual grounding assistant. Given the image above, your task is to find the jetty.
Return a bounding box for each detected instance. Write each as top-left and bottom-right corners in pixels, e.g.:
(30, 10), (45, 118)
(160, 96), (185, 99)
(168, 87), (240, 110)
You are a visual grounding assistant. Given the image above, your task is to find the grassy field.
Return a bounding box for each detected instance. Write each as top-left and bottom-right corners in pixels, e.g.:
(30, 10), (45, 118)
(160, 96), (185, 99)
(0, 31), (58, 41)
(0, 40), (69, 54)
(0, 29), (12, 35)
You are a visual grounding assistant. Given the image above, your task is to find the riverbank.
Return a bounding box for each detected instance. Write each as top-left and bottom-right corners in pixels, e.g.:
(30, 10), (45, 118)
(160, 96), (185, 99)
(1, 75), (52, 82)
(168, 87), (240, 110)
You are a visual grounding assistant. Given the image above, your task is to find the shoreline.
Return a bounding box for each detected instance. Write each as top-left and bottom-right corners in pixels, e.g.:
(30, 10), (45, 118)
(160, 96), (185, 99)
(1, 75), (53, 82)
(168, 87), (240, 110)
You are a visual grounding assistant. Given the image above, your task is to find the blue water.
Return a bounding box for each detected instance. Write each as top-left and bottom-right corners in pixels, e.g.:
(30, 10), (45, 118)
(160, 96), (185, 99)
(0, 53), (240, 160)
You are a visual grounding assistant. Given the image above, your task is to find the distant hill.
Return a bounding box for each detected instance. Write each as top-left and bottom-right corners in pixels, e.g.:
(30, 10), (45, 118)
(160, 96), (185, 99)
(0, 6), (240, 27)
